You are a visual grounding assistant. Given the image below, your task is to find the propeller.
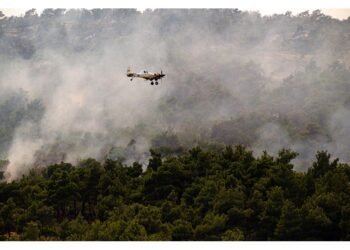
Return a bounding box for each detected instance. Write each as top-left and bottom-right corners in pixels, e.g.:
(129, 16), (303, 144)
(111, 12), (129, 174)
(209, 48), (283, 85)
(161, 69), (164, 84)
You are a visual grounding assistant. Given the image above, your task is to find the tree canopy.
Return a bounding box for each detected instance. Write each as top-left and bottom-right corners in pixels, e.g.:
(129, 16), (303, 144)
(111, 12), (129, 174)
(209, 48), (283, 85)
(1, 146), (350, 240)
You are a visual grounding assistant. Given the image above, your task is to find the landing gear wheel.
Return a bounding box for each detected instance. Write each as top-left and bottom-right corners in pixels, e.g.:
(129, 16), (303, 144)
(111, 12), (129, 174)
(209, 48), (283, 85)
(155, 81), (159, 85)
(151, 81), (154, 85)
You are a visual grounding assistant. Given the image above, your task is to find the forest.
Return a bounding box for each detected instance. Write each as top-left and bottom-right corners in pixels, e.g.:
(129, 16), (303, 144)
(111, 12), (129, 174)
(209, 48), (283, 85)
(1, 146), (350, 240)
(0, 8), (350, 240)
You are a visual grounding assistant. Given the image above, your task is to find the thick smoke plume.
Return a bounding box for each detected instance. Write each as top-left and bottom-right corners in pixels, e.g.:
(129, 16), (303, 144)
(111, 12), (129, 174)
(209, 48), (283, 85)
(0, 9), (350, 179)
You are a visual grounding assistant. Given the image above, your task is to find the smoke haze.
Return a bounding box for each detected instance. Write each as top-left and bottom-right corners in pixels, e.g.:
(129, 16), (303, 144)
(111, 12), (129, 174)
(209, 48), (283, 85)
(0, 9), (350, 179)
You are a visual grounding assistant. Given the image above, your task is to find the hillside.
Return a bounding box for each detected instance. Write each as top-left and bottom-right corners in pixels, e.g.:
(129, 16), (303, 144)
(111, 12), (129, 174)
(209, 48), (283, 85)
(0, 9), (350, 241)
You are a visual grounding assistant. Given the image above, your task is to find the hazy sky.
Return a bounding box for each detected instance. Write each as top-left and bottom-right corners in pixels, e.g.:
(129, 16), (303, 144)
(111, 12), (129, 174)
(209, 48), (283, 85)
(1, 8), (350, 20)
(321, 9), (350, 19)
(1, 0), (350, 19)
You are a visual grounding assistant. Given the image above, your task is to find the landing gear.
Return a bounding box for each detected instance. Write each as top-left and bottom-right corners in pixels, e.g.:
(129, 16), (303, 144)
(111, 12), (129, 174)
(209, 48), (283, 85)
(155, 81), (159, 85)
(151, 81), (154, 85)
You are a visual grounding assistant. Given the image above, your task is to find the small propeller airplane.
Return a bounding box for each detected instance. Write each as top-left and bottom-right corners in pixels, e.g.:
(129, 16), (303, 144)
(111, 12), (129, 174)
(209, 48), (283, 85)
(127, 67), (165, 85)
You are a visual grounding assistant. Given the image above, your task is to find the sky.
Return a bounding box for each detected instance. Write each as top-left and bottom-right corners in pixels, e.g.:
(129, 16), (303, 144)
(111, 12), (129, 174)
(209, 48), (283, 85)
(1, 0), (350, 19)
(1, 8), (350, 20)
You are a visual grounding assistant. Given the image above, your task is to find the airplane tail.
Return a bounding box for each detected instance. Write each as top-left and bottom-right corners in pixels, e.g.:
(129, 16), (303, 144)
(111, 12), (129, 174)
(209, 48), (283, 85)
(127, 67), (134, 77)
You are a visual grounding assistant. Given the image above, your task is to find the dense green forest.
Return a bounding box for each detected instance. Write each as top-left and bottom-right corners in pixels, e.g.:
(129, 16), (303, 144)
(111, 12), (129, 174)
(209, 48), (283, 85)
(1, 146), (350, 240)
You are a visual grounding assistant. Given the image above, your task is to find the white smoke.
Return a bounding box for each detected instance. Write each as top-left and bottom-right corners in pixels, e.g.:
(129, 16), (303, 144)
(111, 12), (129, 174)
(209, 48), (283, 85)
(0, 9), (349, 179)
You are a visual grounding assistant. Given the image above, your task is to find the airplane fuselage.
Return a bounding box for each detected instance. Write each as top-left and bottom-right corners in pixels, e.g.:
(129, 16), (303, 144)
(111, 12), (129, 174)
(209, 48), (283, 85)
(127, 68), (165, 85)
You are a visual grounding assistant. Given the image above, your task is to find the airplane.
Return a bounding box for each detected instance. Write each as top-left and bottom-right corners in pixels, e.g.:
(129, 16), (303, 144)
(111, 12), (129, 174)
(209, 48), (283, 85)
(127, 67), (165, 85)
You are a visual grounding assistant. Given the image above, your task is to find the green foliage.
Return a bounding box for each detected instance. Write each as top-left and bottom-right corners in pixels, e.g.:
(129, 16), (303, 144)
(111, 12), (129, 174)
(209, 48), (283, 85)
(119, 220), (147, 241)
(21, 221), (40, 240)
(0, 160), (8, 180)
(65, 214), (89, 240)
(194, 212), (227, 240)
(309, 151), (338, 178)
(221, 228), (245, 241)
(1, 146), (350, 240)
(274, 200), (303, 240)
(0, 198), (16, 238)
(148, 149), (162, 171)
(171, 219), (193, 240)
